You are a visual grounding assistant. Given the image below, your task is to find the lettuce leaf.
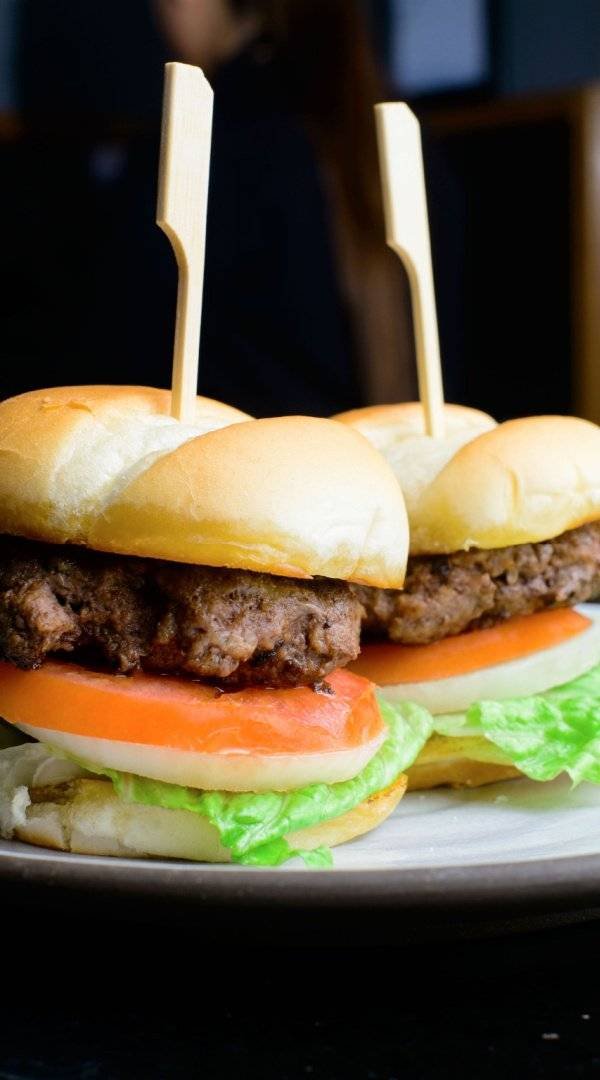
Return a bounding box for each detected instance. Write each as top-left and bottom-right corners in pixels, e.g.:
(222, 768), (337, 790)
(101, 699), (432, 868)
(469, 662), (600, 784)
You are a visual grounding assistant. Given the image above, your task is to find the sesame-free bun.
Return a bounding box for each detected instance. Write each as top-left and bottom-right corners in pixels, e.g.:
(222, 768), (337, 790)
(411, 415), (600, 554)
(0, 387), (408, 586)
(335, 406), (600, 555)
(406, 758), (520, 791)
(334, 403), (496, 553)
(90, 416), (409, 585)
(11, 775), (406, 863)
(0, 385), (249, 545)
(334, 401), (496, 452)
(405, 733), (520, 790)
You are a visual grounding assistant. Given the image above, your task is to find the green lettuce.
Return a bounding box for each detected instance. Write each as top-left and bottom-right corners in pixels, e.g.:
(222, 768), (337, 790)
(98, 699), (432, 868)
(467, 663), (600, 785)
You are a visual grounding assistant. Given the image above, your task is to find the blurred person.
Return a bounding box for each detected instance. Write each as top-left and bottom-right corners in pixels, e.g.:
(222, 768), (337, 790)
(152, 0), (416, 414)
(6, 1), (414, 414)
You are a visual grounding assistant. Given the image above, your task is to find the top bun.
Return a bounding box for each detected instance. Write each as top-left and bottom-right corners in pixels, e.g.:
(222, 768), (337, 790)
(334, 402), (496, 452)
(335, 402), (497, 552)
(0, 386), (249, 545)
(410, 415), (600, 553)
(335, 405), (600, 554)
(0, 387), (408, 586)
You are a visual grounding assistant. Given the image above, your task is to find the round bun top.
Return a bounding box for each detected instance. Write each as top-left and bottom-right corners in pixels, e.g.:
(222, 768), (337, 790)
(334, 402), (496, 453)
(0, 384), (249, 545)
(0, 386), (408, 586)
(335, 402), (497, 552)
(334, 405), (600, 553)
(410, 415), (600, 553)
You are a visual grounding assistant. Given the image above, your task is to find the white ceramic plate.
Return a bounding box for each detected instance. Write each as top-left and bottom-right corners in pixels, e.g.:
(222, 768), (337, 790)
(2, 774), (600, 916)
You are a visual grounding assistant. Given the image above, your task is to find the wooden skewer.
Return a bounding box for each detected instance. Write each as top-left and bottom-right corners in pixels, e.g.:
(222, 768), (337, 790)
(375, 102), (445, 438)
(157, 62), (214, 422)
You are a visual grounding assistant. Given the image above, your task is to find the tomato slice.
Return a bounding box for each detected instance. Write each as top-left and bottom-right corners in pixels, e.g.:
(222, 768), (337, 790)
(0, 661), (383, 755)
(349, 608), (591, 686)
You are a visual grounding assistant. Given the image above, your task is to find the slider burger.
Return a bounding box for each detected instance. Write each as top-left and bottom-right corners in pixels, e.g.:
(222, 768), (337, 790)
(0, 386), (428, 866)
(335, 404), (600, 791)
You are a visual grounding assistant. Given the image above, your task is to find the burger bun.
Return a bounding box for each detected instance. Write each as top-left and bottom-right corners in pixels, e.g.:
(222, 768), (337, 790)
(12, 775), (407, 863)
(0, 388), (409, 587)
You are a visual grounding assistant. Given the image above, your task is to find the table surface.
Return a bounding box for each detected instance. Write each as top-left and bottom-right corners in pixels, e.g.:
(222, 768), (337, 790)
(1, 900), (599, 1079)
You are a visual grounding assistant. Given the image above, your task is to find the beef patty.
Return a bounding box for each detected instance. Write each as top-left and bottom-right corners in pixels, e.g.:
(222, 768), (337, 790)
(354, 522), (600, 646)
(0, 537), (361, 688)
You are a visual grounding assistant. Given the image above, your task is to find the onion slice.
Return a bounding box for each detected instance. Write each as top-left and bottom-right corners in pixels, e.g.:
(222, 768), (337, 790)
(378, 605), (600, 715)
(13, 724), (386, 792)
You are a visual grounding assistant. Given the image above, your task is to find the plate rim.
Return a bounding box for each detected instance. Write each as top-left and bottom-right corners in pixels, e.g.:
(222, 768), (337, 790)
(2, 841), (600, 911)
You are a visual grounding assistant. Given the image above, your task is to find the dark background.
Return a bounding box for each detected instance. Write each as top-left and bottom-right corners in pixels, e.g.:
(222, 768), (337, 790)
(1, 0), (599, 417)
(1, 898), (600, 1079)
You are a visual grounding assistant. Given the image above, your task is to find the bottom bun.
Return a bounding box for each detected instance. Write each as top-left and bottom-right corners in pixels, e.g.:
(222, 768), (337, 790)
(406, 758), (521, 791)
(405, 733), (521, 791)
(15, 776), (407, 863)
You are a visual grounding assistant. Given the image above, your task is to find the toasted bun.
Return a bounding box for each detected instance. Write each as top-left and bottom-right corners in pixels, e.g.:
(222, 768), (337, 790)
(0, 388), (408, 586)
(13, 776), (406, 862)
(406, 759), (521, 791)
(412, 416), (600, 553)
(405, 733), (520, 790)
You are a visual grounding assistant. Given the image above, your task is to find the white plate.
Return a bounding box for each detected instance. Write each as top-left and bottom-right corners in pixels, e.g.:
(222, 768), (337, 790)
(2, 774), (600, 916)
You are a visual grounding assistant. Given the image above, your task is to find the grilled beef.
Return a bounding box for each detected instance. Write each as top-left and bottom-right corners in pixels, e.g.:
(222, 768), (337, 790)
(0, 537), (361, 688)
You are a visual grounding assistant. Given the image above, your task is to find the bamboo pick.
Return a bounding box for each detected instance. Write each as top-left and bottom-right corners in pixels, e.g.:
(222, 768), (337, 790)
(375, 102), (445, 438)
(157, 62), (214, 422)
